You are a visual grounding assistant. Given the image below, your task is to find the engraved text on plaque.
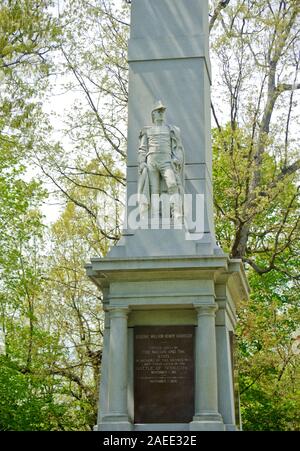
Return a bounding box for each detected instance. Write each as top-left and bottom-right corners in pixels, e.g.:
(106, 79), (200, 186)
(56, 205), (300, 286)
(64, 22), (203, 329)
(134, 325), (195, 423)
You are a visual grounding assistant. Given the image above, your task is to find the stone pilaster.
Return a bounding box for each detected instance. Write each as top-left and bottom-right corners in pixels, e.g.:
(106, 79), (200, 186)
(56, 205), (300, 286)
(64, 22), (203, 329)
(215, 298), (237, 430)
(190, 304), (225, 431)
(100, 307), (132, 431)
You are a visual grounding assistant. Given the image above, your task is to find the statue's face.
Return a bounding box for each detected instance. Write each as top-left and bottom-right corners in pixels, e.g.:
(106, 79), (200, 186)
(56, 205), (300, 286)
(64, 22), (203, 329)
(152, 109), (165, 124)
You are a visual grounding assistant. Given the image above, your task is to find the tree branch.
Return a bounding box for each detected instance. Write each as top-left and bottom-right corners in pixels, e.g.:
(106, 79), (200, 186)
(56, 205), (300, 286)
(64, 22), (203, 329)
(269, 159), (300, 189)
(209, 1), (231, 33)
(277, 83), (300, 92)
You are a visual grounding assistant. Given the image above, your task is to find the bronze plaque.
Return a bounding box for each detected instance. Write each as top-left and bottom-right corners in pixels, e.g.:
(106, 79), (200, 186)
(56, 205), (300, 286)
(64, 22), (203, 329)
(134, 325), (195, 423)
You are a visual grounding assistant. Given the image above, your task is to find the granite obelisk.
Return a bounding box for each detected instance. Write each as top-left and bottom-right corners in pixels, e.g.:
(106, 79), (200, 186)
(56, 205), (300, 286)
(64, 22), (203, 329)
(110, 0), (217, 257)
(86, 0), (249, 431)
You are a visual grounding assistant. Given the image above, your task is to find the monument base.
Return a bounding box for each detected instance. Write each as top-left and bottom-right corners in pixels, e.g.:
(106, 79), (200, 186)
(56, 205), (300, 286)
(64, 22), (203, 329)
(190, 412), (225, 431)
(190, 413), (225, 431)
(98, 422), (133, 432)
(86, 253), (249, 431)
(98, 414), (133, 431)
(134, 424), (189, 432)
(108, 228), (220, 259)
(225, 424), (239, 431)
(189, 421), (225, 431)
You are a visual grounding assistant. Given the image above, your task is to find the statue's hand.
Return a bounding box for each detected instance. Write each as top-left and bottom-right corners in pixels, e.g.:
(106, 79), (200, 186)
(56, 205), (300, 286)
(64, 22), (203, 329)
(139, 162), (147, 174)
(173, 159), (181, 171)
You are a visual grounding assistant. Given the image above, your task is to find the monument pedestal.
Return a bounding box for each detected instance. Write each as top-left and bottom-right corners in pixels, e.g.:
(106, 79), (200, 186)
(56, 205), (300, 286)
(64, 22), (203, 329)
(86, 252), (249, 431)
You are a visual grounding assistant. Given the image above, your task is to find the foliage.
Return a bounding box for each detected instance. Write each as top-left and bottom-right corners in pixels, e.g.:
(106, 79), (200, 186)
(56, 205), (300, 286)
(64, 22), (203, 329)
(0, 0), (65, 432)
(237, 270), (300, 431)
(210, 0), (300, 430)
(30, 0), (129, 242)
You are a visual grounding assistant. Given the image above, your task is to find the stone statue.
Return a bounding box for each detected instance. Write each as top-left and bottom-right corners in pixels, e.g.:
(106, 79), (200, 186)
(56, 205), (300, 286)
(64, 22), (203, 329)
(138, 101), (185, 221)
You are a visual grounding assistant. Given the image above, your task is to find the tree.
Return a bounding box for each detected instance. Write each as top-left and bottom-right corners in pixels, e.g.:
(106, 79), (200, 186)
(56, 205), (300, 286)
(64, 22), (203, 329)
(30, 0), (129, 242)
(210, 0), (300, 430)
(210, 0), (300, 265)
(237, 269), (300, 431)
(0, 0), (61, 156)
(44, 199), (106, 430)
(0, 0), (67, 431)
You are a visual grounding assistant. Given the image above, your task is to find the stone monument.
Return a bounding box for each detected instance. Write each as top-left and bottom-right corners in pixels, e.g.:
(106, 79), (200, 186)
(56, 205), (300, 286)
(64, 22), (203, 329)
(86, 0), (249, 431)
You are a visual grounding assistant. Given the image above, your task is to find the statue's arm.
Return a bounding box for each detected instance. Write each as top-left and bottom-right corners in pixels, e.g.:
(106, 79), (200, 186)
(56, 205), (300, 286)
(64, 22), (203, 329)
(171, 127), (184, 165)
(138, 128), (148, 170)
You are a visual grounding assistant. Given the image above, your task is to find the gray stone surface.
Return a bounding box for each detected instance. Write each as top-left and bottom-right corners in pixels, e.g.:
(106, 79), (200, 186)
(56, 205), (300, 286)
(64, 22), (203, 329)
(119, 0), (216, 255)
(127, 59), (211, 167)
(216, 325), (236, 425)
(130, 0), (209, 41)
(190, 420), (226, 431)
(127, 163), (212, 183)
(109, 229), (197, 258)
(134, 423), (190, 432)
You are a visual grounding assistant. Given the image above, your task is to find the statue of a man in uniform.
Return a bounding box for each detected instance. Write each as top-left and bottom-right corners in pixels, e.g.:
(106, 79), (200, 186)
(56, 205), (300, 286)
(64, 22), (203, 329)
(138, 101), (185, 221)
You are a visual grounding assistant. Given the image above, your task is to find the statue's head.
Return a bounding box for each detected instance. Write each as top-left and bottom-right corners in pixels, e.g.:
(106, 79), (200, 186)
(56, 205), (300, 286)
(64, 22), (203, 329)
(151, 100), (166, 124)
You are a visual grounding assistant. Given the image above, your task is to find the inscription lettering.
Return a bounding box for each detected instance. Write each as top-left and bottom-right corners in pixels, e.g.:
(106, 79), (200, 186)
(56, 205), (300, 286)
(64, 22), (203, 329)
(134, 326), (195, 423)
